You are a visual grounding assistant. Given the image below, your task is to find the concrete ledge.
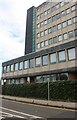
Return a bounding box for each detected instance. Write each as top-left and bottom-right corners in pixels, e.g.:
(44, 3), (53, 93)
(0, 95), (77, 110)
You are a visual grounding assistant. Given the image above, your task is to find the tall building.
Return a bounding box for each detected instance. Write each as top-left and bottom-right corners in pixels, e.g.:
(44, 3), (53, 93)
(25, 6), (36, 54)
(1, 1), (77, 84)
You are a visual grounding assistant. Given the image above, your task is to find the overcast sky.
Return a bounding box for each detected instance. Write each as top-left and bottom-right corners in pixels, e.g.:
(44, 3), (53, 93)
(0, 0), (46, 79)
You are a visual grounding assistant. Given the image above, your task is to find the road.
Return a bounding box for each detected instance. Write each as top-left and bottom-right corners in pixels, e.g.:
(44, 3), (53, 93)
(0, 99), (77, 120)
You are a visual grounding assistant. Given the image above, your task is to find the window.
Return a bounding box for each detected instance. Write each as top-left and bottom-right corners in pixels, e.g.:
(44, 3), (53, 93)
(41, 41), (44, 48)
(58, 51), (66, 62)
(75, 29), (77, 36)
(57, 23), (61, 30)
(63, 33), (68, 40)
(11, 65), (13, 72)
(15, 63), (18, 71)
(6, 66), (10, 73)
(47, 9), (51, 14)
(48, 17), (52, 24)
(71, 5), (75, 11)
(19, 62), (23, 70)
(49, 38), (53, 45)
(56, 13), (60, 19)
(68, 31), (74, 38)
(44, 11), (47, 16)
(50, 53), (56, 64)
(67, 19), (72, 25)
(45, 40), (48, 46)
(48, 27), (52, 34)
(53, 25), (57, 32)
(68, 48), (76, 60)
(44, 20), (47, 25)
(60, 2), (64, 7)
(37, 43), (40, 49)
(72, 17), (77, 23)
(37, 15), (40, 20)
(40, 13), (43, 18)
(61, 11), (66, 16)
(51, 38), (54, 44)
(37, 33), (40, 38)
(42, 55), (48, 66)
(44, 29), (48, 35)
(35, 57), (41, 67)
(41, 22), (43, 27)
(52, 6), (56, 12)
(30, 59), (34, 68)
(24, 60), (29, 69)
(3, 66), (6, 73)
(62, 21), (67, 28)
(58, 35), (63, 41)
(66, 8), (71, 14)
(52, 15), (56, 21)
(56, 4), (59, 9)
(53, 36), (58, 43)
(41, 31), (44, 37)
(37, 24), (40, 29)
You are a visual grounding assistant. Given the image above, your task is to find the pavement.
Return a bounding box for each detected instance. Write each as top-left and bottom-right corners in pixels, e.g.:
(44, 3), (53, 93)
(0, 95), (77, 110)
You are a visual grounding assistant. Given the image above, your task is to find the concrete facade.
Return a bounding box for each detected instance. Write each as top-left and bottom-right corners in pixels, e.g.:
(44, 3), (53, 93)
(1, 1), (77, 84)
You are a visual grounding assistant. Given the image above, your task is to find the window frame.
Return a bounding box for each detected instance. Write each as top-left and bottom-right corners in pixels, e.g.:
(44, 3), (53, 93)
(29, 58), (34, 68)
(50, 53), (56, 64)
(58, 50), (66, 62)
(42, 55), (48, 66)
(24, 60), (29, 69)
(35, 57), (41, 67)
(68, 48), (76, 61)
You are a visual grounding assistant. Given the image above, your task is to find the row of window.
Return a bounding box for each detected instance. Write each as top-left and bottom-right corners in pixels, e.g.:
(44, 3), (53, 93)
(3, 48), (76, 73)
(37, 1), (75, 13)
(37, 4), (75, 20)
(37, 17), (77, 38)
(37, 29), (77, 49)
(37, 11), (76, 29)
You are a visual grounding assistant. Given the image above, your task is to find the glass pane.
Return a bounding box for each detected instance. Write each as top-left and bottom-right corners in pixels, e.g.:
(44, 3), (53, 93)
(42, 55), (48, 65)
(57, 24), (61, 29)
(41, 41), (44, 47)
(11, 65), (13, 71)
(58, 35), (63, 41)
(67, 19), (72, 25)
(30, 59), (34, 68)
(64, 33), (68, 40)
(63, 21), (67, 28)
(3, 66), (6, 73)
(37, 43), (40, 49)
(19, 62), (23, 70)
(58, 51), (66, 62)
(50, 53), (56, 63)
(36, 57), (41, 66)
(68, 48), (76, 60)
(68, 31), (74, 38)
(15, 63), (18, 71)
(6, 66), (10, 73)
(24, 60), (29, 69)
(45, 40), (48, 46)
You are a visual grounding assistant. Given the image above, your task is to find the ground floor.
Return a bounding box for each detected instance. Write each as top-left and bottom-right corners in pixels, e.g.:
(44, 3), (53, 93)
(2, 71), (77, 85)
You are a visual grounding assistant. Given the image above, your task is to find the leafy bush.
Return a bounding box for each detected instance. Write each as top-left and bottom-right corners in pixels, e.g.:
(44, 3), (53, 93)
(2, 80), (77, 101)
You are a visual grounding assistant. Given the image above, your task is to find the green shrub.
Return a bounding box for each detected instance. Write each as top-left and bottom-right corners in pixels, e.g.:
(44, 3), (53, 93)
(2, 80), (77, 101)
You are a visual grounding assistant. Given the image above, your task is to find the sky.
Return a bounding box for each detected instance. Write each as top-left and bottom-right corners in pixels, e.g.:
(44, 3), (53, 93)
(0, 0), (46, 79)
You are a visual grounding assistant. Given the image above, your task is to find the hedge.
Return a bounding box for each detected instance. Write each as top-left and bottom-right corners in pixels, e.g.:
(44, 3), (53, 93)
(2, 80), (77, 101)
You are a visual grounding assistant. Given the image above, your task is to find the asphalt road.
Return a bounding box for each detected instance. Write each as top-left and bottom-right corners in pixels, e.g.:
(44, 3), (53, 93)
(1, 99), (77, 120)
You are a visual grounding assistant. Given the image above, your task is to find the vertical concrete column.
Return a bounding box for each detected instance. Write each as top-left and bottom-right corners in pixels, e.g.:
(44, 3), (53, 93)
(27, 77), (30, 83)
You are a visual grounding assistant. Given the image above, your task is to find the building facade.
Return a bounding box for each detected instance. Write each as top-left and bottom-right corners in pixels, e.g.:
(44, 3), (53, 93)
(1, 1), (77, 84)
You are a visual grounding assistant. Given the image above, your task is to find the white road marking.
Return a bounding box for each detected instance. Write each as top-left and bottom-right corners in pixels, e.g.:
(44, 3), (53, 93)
(0, 107), (42, 119)
(0, 110), (25, 118)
